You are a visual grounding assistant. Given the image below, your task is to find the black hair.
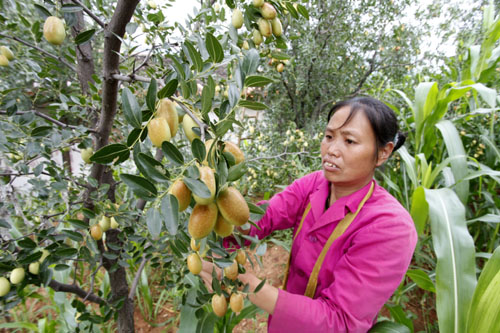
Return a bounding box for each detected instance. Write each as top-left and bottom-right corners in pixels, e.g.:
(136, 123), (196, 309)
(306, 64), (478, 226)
(327, 96), (406, 155)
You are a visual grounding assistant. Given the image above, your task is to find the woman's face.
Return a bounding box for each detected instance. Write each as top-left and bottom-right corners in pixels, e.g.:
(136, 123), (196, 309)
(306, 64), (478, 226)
(321, 106), (391, 192)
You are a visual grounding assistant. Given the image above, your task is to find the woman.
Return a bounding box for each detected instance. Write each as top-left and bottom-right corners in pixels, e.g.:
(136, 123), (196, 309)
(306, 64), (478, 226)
(202, 96), (417, 332)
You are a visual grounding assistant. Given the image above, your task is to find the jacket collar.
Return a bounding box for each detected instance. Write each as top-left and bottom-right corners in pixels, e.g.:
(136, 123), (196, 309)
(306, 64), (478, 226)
(309, 176), (375, 233)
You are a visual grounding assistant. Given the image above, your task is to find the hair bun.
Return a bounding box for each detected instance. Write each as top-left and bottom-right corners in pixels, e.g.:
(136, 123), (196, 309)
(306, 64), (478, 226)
(393, 132), (406, 151)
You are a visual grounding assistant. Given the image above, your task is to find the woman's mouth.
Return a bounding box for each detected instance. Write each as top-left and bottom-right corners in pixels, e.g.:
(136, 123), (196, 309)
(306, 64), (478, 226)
(323, 161), (340, 171)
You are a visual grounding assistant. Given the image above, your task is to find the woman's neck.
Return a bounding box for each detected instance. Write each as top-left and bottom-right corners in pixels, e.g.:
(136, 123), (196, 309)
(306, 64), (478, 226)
(328, 179), (373, 207)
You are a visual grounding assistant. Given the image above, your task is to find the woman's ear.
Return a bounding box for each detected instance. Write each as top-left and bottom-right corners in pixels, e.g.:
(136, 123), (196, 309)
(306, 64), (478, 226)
(376, 142), (394, 167)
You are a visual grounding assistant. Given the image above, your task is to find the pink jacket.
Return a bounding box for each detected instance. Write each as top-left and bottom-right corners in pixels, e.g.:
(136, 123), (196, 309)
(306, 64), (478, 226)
(249, 171), (417, 332)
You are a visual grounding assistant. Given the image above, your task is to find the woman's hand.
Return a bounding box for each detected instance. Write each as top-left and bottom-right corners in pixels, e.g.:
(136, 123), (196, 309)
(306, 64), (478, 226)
(199, 259), (220, 292)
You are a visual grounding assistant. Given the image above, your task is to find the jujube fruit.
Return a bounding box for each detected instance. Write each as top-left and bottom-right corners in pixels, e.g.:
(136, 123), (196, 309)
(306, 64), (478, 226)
(257, 18), (272, 38)
(214, 214), (234, 237)
(193, 166), (216, 204)
(80, 147), (93, 164)
(0, 277), (10, 297)
(156, 99), (179, 137)
(230, 293), (244, 313)
(99, 216), (111, 232)
(169, 179), (192, 211)
(148, 117), (171, 147)
(187, 253), (202, 275)
(0, 55), (9, 66)
(190, 238), (200, 251)
(0, 46), (14, 60)
(182, 115), (200, 142)
(260, 2), (277, 20)
(110, 217), (119, 229)
(253, 0), (264, 7)
(276, 63), (285, 73)
(236, 250), (246, 265)
(223, 141), (245, 165)
(10, 268), (25, 285)
(224, 260), (238, 280)
(271, 18), (282, 37)
(43, 16), (66, 45)
(90, 224), (103, 240)
(29, 262), (40, 275)
(212, 294), (227, 317)
(231, 9), (244, 29)
(252, 29), (263, 46)
(188, 203), (218, 240)
(216, 187), (250, 226)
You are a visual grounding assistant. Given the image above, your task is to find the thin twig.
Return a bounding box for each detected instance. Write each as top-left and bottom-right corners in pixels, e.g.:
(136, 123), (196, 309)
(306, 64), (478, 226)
(134, 45), (156, 73)
(0, 110), (97, 133)
(246, 151), (317, 163)
(171, 96), (208, 141)
(128, 253), (148, 300)
(71, 0), (106, 28)
(83, 259), (103, 302)
(0, 33), (77, 72)
(111, 73), (164, 85)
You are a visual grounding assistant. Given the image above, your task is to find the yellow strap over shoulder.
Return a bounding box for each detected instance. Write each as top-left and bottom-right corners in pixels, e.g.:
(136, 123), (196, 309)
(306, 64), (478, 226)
(282, 182), (375, 298)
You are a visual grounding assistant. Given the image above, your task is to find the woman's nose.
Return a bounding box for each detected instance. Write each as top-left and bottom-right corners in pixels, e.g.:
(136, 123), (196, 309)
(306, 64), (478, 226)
(327, 139), (340, 157)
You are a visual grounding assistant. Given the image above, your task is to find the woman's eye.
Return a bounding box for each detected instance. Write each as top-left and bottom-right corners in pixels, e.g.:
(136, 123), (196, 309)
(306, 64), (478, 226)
(325, 135), (332, 139)
(346, 139), (354, 144)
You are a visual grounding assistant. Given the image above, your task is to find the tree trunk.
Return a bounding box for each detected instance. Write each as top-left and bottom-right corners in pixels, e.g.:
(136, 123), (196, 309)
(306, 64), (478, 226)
(81, 1), (140, 331)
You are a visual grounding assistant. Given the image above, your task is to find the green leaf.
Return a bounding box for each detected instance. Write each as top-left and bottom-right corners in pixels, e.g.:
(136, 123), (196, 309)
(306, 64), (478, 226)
(407, 269), (436, 293)
(386, 304), (413, 332)
(122, 88), (142, 128)
(368, 321), (411, 333)
(191, 138), (206, 162)
(244, 75), (275, 87)
(158, 79), (178, 99)
(90, 144), (129, 165)
(17, 237), (37, 249)
(201, 85), (212, 115)
(146, 207), (162, 239)
(0, 219), (11, 228)
(436, 120), (469, 203)
(54, 264), (71, 271)
(54, 247), (78, 259)
(296, 4), (309, 20)
(146, 78), (157, 112)
(75, 29), (96, 45)
(61, 229), (84, 242)
(228, 84), (240, 108)
(161, 141), (184, 166)
(161, 194), (179, 235)
(66, 219), (88, 229)
(31, 126), (52, 137)
(121, 174), (158, 200)
(136, 153), (169, 183)
(34, 4), (51, 18)
(241, 49), (259, 76)
(467, 246), (500, 333)
(424, 188), (476, 333)
(285, 2), (298, 19)
(410, 186), (428, 236)
(227, 162), (247, 181)
(184, 41), (203, 72)
(183, 177), (211, 199)
(227, 304), (262, 331)
(206, 32), (224, 63)
(270, 52), (291, 60)
(238, 100), (268, 110)
(467, 214), (500, 224)
(253, 278), (266, 293)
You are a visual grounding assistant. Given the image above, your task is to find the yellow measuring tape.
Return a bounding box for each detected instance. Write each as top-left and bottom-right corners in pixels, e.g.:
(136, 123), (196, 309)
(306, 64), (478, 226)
(282, 181), (374, 298)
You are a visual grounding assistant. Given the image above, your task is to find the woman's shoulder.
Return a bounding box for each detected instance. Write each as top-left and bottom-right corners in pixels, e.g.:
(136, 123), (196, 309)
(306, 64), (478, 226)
(364, 182), (414, 228)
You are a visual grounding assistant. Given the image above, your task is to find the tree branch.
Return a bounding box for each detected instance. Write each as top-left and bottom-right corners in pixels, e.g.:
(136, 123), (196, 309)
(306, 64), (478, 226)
(71, 0), (106, 28)
(48, 279), (105, 305)
(128, 253), (148, 300)
(0, 110), (97, 133)
(111, 73), (162, 84)
(0, 33), (77, 72)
